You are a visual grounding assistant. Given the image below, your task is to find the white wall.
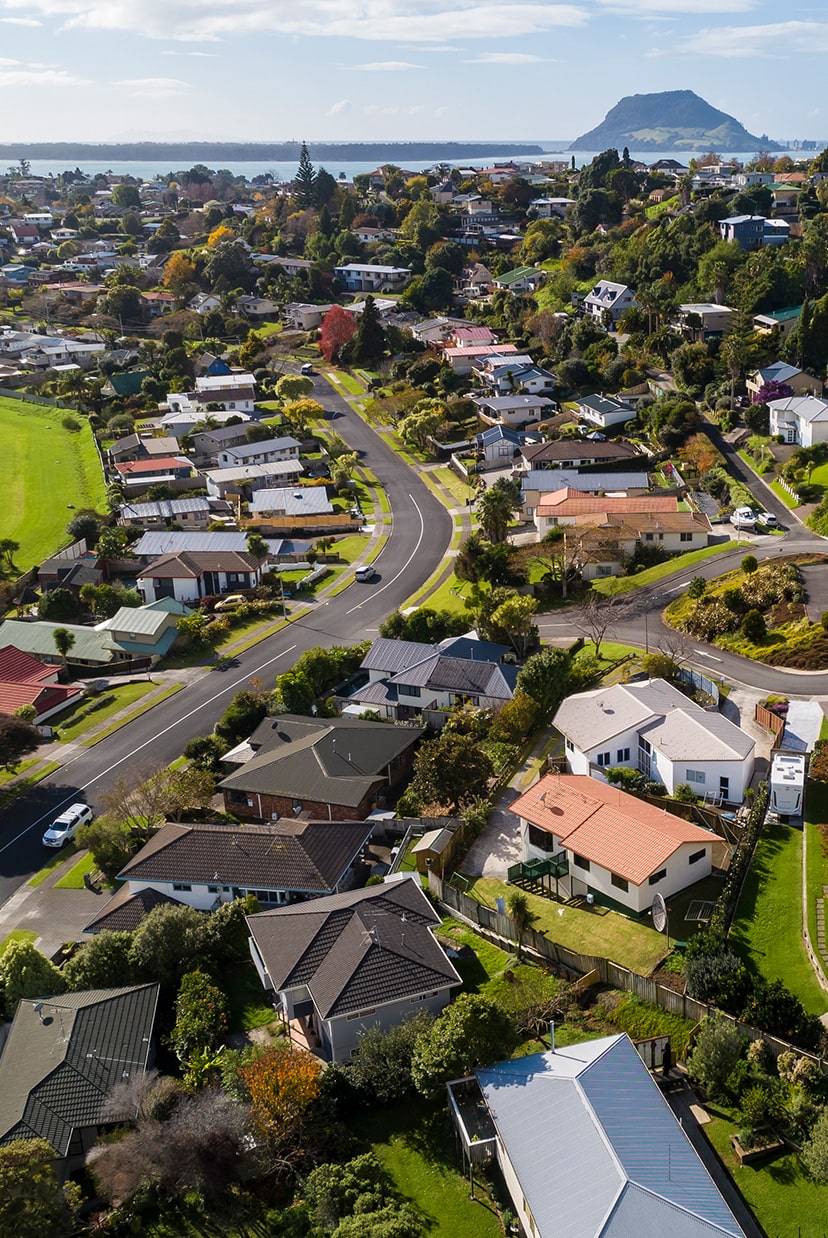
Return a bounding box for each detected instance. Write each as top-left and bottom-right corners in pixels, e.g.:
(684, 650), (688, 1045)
(565, 731), (753, 803)
(324, 991), (453, 1062)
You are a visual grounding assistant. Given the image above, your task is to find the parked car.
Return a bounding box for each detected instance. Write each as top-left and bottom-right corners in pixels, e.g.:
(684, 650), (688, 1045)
(300, 363), (316, 375)
(757, 510), (778, 527)
(730, 507), (757, 529)
(354, 565), (377, 583)
(42, 802), (93, 848)
(214, 593), (246, 612)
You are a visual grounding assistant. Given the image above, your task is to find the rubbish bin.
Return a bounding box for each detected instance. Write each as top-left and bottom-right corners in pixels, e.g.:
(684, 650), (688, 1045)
(586, 893), (594, 906)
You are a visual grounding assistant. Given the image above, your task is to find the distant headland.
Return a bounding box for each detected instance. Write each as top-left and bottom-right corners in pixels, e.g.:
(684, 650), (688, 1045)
(0, 141), (547, 164)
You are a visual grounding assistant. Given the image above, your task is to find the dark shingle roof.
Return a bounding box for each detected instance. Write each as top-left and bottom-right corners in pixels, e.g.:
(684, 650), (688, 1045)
(0, 985), (159, 1156)
(248, 878), (461, 1018)
(139, 550), (260, 578)
(389, 654), (517, 699)
(83, 885), (187, 934)
(118, 820), (372, 893)
(521, 440), (639, 465)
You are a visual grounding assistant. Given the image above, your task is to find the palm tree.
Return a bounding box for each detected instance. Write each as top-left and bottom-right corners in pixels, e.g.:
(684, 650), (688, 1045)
(477, 486), (515, 545)
(53, 628), (75, 668)
(506, 889), (534, 959)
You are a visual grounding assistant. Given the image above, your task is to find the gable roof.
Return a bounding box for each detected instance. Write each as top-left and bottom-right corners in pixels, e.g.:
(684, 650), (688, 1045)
(119, 819), (372, 893)
(388, 653), (517, 701)
(0, 619), (116, 663)
(521, 440), (640, 465)
(753, 361), (803, 385)
(577, 394), (636, 418)
(138, 550), (261, 578)
(476, 1034), (744, 1237)
(247, 876), (461, 1017)
(0, 985), (159, 1157)
(523, 471), (651, 496)
(83, 885), (187, 934)
(221, 436), (301, 461)
(769, 395), (828, 424)
(536, 489), (677, 518)
(0, 644), (81, 716)
(512, 774), (715, 886)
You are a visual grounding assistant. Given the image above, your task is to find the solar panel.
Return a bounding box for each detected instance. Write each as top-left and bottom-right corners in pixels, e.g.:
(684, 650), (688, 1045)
(685, 900), (715, 923)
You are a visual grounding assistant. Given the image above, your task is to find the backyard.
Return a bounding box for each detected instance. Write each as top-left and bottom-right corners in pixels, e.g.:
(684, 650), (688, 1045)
(0, 397), (106, 571)
(805, 782), (828, 987)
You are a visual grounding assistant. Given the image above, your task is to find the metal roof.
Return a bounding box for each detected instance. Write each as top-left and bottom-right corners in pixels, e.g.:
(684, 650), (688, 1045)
(121, 497), (212, 520)
(0, 619), (115, 663)
(249, 488), (333, 516)
(134, 531), (291, 557)
(477, 1036), (744, 1238)
(522, 470), (650, 494)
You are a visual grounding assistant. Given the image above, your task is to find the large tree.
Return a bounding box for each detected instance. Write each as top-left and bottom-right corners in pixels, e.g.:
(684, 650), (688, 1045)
(319, 305), (356, 363)
(411, 994), (514, 1096)
(0, 713), (40, 773)
(0, 941), (65, 1016)
(476, 484), (516, 545)
(516, 647), (573, 721)
(293, 142), (317, 208)
(351, 296), (386, 365)
(409, 732), (493, 814)
(0, 1139), (80, 1238)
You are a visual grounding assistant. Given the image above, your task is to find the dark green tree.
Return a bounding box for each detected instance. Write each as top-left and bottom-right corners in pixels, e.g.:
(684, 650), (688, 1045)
(0, 1138), (80, 1237)
(411, 994), (515, 1096)
(352, 296), (387, 365)
(294, 142), (317, 208)
(409, 732), (493, 813)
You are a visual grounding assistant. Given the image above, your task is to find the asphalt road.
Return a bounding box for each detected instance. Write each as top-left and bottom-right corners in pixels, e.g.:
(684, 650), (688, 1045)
(0, 376), (452, 906)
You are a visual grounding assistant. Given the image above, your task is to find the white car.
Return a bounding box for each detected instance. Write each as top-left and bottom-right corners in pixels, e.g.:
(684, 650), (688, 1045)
(757, 510), (779, 527)
(354, 565), (377, 583)
(42, 802), (93, 848)
(730, 506), (757, 530)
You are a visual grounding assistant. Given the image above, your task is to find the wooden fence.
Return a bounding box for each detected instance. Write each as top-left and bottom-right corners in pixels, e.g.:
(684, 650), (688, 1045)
(429, 871), (828, 1073)
(754, 702), (786, 752)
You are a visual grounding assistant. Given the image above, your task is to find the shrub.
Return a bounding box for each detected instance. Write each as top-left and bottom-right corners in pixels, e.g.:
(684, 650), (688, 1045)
(673, 782), (698, 804)
(741, 554), (758, 574)
(742, 608), (767, 642)
(687, 576), (706, 598)
(687, 1015), (746, 1101)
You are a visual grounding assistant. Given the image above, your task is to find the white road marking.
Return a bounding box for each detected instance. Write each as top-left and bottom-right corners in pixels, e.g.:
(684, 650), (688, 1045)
(694, 649), (723, 662)
(346, 494), (424, 615)
(0, 644), (299, 856)
(665, 580), (692, 594)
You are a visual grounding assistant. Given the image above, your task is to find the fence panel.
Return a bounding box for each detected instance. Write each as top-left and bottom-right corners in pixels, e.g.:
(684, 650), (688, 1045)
(0, 386), (71, 409)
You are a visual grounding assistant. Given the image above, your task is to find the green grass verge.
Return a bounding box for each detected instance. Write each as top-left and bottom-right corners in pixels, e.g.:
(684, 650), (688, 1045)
(82, 683), (184, 746)
(736, 447), (773, 477)
(28, 843), (79, 887)
(326, 369), (364, 396)
(0, 929), (36, 954)
(0, 397), (106, 570)
(591, 541), (740, 595)
(214, 615), (287, 654)
(0, 760), (60, 808)
(465, 877), (667, 975)
(432, 466), (473, 506)
(769, 479), (800, 510)
(0, 758), (37, 787)
(805, 783), (828, 987)
(330, 533), (370, 563)
(730, 817), (828, 1016)
(54, 851), (96, 889)
(56, 681), (158, 743)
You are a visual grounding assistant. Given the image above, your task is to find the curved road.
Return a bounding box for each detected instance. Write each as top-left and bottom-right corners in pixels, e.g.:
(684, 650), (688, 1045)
(0, 375), (452, 905)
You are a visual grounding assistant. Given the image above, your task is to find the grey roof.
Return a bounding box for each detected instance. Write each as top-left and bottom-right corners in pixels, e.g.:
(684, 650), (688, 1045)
(768, 395), (828, 424)
(121, 497), (212, 521)
(84, 885), (187, 934)
(754, 361), (802, 385)
(578, 394), (636, 418)
(522, 470), (650, 494)
(204, 461), (302, 484)
(219, 716), (424, 808)
(553, 678), (754, 761)
(473, 394), (553, 412)
(0, 985), (159, 1157)
(247, 876), (461, 1017)
(388, 654), (517, 701)
(249, 487), (333, 516)
(134, 531), (295, 558)
(521, 440), (640, 465)
(477, 1034), (744, 1238)
(119, 819), (372, 893)
(221, 436), (301, 461)
(361, 635), (509, 676)
(191, 422), (252, 444)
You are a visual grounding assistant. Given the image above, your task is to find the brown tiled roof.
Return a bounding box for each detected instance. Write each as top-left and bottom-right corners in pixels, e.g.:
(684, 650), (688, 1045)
(139, 550), (260, 578)
(118, 820), (372, 893)
(248, 877), (461, 1017)
(83, 885), (187, 934)
(522, 440), (640, 465)
(535, 488), (678, 518)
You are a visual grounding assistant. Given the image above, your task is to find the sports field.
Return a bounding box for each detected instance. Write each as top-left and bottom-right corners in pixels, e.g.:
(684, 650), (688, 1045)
(0, 397), (106, 570)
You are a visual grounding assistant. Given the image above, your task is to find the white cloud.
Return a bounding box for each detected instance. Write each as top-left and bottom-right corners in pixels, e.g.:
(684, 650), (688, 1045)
(596, 0), (751, 11)
(348, 60), (422, 70)
(676, 19), (828, 57)
(463, 50), (551, 61)
(3, 1), (588, 43)
(0, 66), (89, 84)
(328, 99), (352, 115)
(161, 49), (217, 57)
(113, 75), (191, 96)
(0, 15), (42, 23)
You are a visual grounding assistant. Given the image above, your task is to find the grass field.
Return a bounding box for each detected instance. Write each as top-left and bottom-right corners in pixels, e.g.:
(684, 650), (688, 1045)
(730, 818), (828, 1016)
(591, 542), (739, 595)
(0, 398), (106, 570)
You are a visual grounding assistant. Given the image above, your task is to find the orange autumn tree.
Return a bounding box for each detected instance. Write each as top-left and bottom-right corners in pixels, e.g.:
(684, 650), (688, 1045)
(240, 1045), (321, 1163)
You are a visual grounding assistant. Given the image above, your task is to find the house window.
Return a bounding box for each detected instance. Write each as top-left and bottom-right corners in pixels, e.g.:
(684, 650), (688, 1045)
(616, 748), (630, 762)
(644, 533), (653, 542)
(649, 868), (667, 885)
(689, 848), (707, 865)
(574, 855), (590, 871)
(292, 800), (303, 813)
(611, 872), (629, 892)
(680, 532), (693, 543)
(685, 769), (706, 785)
(639, 737), (651, 754)
(173, 882), (192, 891)
(565, 738), (574, 751)
(401, 684), (421, 698)
(528, 824), (554, 852)
(596, 751), (611, 767)
(596, 566), (612, 577)
(208, 884), (220, 893)
(720, 776), (730, 797)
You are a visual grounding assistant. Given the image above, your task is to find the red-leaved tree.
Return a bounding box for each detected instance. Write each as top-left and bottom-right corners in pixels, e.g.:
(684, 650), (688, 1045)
(319, 305), (356, 363)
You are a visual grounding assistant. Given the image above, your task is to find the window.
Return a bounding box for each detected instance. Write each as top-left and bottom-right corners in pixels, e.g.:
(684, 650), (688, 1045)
(596, 751), (611, 767)
(528, 823), (554, 852)
(596, 565), (612, 577)
(292, 800), (303, 813)
(611, 872), (629, 892)
(172, 882), (192, 892)
(645, 533), (654, 542)
(685, 769), (706, 785)
(689, 848), (707, 865)
(401, 684), (421, 698)
(720, 776), (730, 797)
(639, 737), (651, 755)
(208, 884), (220, 893)
(616, 747), (630, 762)
(680, 532), (693, 543)
(649, 868), (667, 885)
(574, 854), (590, 871)
(565, 737), (574, 751)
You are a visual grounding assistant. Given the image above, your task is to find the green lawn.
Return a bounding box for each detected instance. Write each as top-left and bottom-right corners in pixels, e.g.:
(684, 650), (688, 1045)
(224, 961), (279, 1033)
(28, 843), (79, 887)
(736, 447), (773, 477)
(730, 818), (828, 1017)
(54, 851), (96, 889)
(769, 479), (801, 510)
(809, 461), (828, 489)
(84, 683), (184, 744)
(591, 542), (739, 596)
(805, 783), (828, 987)
(331, 533), (371, 563)
(0, 758), (37, 787)
(433, 466), (474, 506)
(56, 681), (157, 743)
(465, 877), (668, 975)
(0, 928), (36, 954)
(437, 918), (562, 1009)
(0, 398), (106, 570)
(326, 369), (364, 396)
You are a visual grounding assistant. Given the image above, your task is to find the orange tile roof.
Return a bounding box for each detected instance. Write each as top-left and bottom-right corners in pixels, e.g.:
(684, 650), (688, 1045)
(512, 774), (713, 886)
(536, 489), (678, 518)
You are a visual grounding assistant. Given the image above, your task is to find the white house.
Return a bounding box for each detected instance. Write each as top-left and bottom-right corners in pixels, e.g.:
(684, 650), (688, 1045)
(768, 395), (828, 446)
(216, 436), (302, 469)
(443, 344), (519, 376)
(204, 460), (303, 498)
(553, 678), (755, 804)
(247, 877), (462, 1063)
(676, 303), (735, 340)
(575, 393), (636, 428)
(137, 549), (265, 603)
(583, 280), (637, 325)
(283, 303), (333, 331)
(746, 361), (818, 399)
(512, 773), (718, 914)
(334, 263), (411, 293)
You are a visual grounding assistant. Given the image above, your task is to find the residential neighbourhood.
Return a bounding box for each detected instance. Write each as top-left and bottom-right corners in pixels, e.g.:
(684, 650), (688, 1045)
(3, 131), (828, 1237)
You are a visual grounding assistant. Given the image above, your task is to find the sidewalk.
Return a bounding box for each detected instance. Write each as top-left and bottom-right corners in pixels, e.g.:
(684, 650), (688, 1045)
(0, 849), (106, 958)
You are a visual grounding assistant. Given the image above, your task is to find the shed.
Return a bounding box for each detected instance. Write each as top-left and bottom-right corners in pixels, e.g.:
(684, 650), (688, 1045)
(411, 826), (456, 873)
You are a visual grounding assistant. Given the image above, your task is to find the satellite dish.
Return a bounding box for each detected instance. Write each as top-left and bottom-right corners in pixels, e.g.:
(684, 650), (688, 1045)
(651, 892), (668, 935)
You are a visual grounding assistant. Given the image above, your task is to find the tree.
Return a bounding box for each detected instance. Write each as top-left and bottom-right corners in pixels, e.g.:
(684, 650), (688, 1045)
(741, 554), (758, 574)
(293, 142), (317, 208)
(378, 608), (467, 644)
(411, 994), (515, 1096)
(506, 889), (534, 959)
(214, 689), (268, 744)
(163, 252), (197, 300)
(275, 373), (313, 402)
(742, 608), (766, 642)
(129, 903), (211, 990)
(0, 539), (19, 572)
(351, 296), (386, 365)
(491, 594), (538, 658)
(0, 713), (40, 773)
(38, 589), (82, 623)
(687, 1015), (746, 1102)
(802, 1107), (828, 1182)
(283, 397), (325, 435)
(477, 485), (516, 544)
(66, 508), (104, 544)
(348, 1012), (434, 1106)
(63, 931), (135, 991)
(320, 305), (356, 364)
(409, 732), (493, 813)
(0, 1138), (80, 1238)
(183, 733), (229, 773)
(398, 404), (445, 453)
(571, 593), (629, 661)
(516, 647), (573, 721)
(240, 1044), (322, 1165)
(0, 941), (65, 1016)
(488, 692), (538, 745)
(171, 970), (228, 1065)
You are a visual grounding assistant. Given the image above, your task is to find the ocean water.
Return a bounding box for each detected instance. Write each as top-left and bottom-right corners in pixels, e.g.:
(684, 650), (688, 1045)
(14, 150), (773, 182)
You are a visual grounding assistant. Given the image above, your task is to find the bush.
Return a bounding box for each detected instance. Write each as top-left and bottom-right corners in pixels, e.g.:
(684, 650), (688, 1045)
(673, 782), (698, 804)
(687, 1015), (746, 1101)
(742, 608), (767, 642)
(741, 554), (758, 574)
(687, 576), (706, 598)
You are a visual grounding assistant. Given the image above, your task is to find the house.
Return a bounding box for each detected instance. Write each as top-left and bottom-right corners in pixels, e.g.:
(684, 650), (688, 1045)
(521, 471), (652, 521)
(493, 266), (544, 294)
(461, 263), (495, 296)
(513, 774), (719, 912)
(193, 372), (258, 412)
(218, 714), (424, 822)
(235, 294), (278, 320)
(37, 538), (100, 592)
(768, 395), (828, 447)
(0, 985), (159, 1169)
(83, 886), (190, 935)
(746, 361), (819, 399)
(106, 818), (373, 914)
(247, 877), (461, 1063)
(203, 460), (304, 499)
(0, 619), (114, 668)
(160, 407), (253, 440)
(676, 303), (735, 341)
(474, 393), (556, 428)
(763, 219), (791, 246)
(651, 158), (690, 175)
(449, 1034), (746, 1238)
(94, 597), (191, 663)
(283, 302), (334, 331)
(137, 550), (266, 604)
(718, 215), (789, 250)
(574, 394), (636, 429)
(334, 263), (411, 293)
(101, 368), (151, 399)
(188, 292), (222, 314)
(520, 439), (640, 471)
(753, 305), (802, 340)
(0, 645), (82, 723)
(216, 436), (302, 469)
(132, 530), (308, 562)
(583, 280), (637, 325)
(530, 197), (575, 218)
(553, 678), (755, 804)
(188, 420), (254, 462)
(442, 344), (519, 376)
(140, 290), (175, 319)
(106, 434), (180, 467)
(478, 359), (557, 396)
(119, 496), (221, 530)
(476, 424), (524, 464)
(532, 487), (678, 534)
(113, 455), (194, 488)
(249, 487), (335, 522)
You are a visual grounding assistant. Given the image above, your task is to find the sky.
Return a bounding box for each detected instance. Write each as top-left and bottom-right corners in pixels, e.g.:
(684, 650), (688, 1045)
(0, 0), (825, 144)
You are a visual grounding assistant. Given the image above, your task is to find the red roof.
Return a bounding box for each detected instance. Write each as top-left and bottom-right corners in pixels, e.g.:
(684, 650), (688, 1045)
(512, 774), (713, 886)
(0, 646), (81, 718)
(115, 456), (191, 476)
(0, 645), (55, 686)
(536, 489), (678, 518)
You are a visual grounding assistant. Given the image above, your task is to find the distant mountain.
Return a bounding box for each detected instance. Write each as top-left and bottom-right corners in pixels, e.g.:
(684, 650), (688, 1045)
(570, 91), (782, 152)
(0, 140), (545, 164)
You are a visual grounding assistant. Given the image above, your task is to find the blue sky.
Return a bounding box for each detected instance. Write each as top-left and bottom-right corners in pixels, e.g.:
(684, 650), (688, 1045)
(0, 0), (825, 144)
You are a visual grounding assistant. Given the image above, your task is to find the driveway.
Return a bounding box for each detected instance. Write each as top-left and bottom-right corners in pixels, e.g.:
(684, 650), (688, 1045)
(800, 562), (828, 622)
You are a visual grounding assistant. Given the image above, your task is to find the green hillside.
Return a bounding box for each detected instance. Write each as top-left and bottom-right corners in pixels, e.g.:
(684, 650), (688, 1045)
(571, 90), (782, 152)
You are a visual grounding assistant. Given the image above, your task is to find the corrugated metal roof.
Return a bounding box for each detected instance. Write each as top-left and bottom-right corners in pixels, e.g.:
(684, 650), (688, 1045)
(0, 619), (115, 663)
(523, 470), (650, 494)
(134, 531), (288, 557)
